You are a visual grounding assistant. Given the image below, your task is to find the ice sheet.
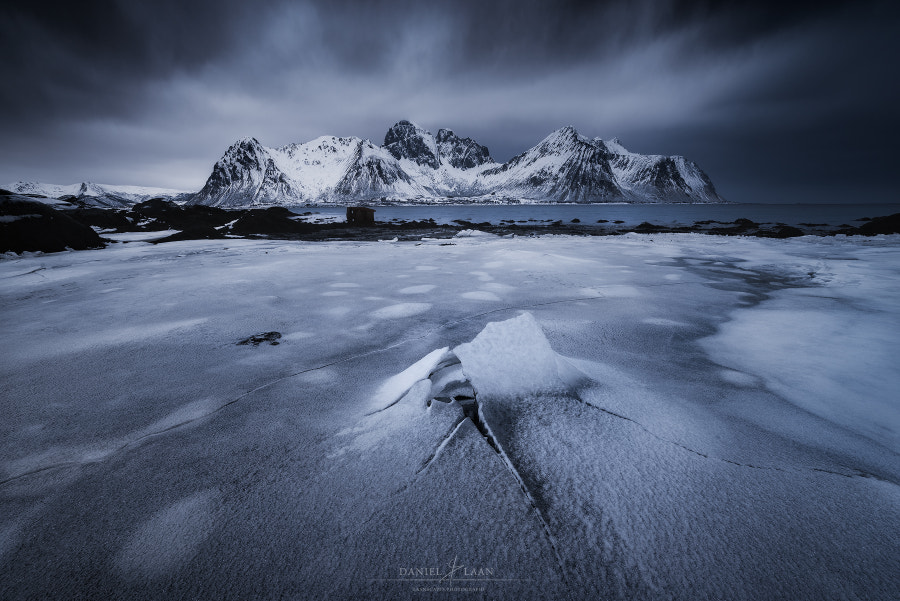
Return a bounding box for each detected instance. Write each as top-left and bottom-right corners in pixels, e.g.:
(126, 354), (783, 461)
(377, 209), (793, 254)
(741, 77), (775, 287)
(1, 232), (898, 600)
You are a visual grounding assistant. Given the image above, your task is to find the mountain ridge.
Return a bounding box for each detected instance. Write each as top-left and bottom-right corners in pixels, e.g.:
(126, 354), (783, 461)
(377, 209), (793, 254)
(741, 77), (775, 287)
(7, 121), (725, 208)
(191, 121), (725, 207)
(3, 181), (191, 208)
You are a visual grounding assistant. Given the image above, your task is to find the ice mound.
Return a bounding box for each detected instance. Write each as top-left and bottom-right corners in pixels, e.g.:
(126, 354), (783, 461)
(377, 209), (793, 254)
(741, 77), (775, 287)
(454, 312), (586, 398)
(369, 312), (586, 415)
(370, 346), (451, 411)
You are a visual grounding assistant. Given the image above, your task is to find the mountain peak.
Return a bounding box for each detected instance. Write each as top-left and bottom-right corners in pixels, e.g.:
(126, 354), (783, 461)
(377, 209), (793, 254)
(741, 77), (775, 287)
(604, 137), (630, 154)
(383, 120), (439, 169)
(544, 126), (582, 143)
(553, 126), (578, 138)
(435, 128), (493, 169)
(233, 136), (262, 147)
(532, 126), (586, 154)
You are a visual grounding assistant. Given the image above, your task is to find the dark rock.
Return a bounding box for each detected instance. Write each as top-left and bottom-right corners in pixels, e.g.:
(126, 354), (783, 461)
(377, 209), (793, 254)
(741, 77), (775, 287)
(129, 200), (235, 231)
(230, 207), (315, 235)
(132, 198), (173, 215)
(698, 218), (759, 235)
(634, 221), (665, 233)
(69, 208), (134, 231)
(383, 121), (439, 169)
(858, 213), (900, 235)
(0, 188), (13, 196)
(829, 226), (861, 236)
(596, 219), (609, 223)
(435, 128), (493, 169)
(0, 197), (105, 253)
(571, 218), (581, 223)
(152, 225), (226, 243)
(755, 226), (804, 238)
(237, 331), (282, 346)
(774, 225), (805, 238)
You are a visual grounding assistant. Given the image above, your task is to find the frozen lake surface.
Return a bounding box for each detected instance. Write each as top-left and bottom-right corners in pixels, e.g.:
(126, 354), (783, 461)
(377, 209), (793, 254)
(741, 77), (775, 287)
(1, 232), (898, 600)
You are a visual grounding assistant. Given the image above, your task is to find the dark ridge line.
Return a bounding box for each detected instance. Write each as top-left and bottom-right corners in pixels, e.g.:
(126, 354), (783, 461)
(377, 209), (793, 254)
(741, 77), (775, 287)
(0, 461), (81, 486)
(414, 416), (466, 477)
(9, 266), (47, 278)
(363, 390), (412, 417)
(581, 397), (786, 473)
(0, 402), (242, 486)
(579, 397), (896, 484)
(334, 416), (469, 546)
(472, 403), (568, 583)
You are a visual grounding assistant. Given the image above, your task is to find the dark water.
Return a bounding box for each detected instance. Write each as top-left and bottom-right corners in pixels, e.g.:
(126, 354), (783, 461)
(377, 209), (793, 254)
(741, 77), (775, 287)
(293, 203), (900, 227)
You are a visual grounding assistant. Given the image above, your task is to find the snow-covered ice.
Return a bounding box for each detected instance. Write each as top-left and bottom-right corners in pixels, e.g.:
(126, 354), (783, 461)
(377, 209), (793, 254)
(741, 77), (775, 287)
(0, 232), (898, 600)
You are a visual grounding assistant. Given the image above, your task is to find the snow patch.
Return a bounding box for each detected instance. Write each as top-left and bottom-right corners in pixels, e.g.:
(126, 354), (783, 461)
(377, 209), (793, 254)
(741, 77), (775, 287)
(369, 303), (431, 319)
(455, 229), (497, 238)
(642, 317), (689, 327)
(398, 284), (437, 294)
(701, 306), (900, 448)
(115, 490), (219, 579)
(461, 291), (501, 301)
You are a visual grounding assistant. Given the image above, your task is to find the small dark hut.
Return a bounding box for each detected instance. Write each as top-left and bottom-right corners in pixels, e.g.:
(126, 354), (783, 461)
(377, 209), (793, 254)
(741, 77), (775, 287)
(346, 206), (376, 225)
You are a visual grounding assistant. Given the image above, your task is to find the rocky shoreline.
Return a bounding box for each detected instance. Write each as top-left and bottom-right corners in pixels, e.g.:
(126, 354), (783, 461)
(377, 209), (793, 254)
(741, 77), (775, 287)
(2, 192), (899, 254)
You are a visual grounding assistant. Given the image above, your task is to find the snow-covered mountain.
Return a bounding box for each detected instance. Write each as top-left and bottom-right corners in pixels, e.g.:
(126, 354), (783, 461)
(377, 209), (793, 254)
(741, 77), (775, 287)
(4, 181), (191, 208)
(191, 121), (724, 206)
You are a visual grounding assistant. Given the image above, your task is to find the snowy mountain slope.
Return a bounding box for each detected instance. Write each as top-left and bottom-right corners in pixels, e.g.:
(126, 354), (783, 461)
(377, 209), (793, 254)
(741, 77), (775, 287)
(190, 121), (725, 206)
(333, 140), (432, 199)
(4, 181), (191, 208)
(603, 138), (721, 203)
(480, 127), (621, 202)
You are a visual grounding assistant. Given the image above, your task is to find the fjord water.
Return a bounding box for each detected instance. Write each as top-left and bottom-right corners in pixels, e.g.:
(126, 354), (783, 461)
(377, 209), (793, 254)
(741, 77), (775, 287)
(293, 203), (900, 226)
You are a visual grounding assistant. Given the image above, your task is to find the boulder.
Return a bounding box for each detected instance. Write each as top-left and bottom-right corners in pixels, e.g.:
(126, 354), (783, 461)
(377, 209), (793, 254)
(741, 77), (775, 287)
(229, 207), (315, 235)
(1, 197), (104, 253)
(858, 213), (900, 235)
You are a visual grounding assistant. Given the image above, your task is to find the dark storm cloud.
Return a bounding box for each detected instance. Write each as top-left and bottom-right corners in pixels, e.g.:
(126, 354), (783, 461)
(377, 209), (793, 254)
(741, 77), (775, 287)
(1, 0), (897, 202)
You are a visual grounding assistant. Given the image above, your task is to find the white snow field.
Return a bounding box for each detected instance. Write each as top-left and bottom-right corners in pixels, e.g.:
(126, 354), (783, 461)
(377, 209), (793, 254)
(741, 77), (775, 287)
(1, 233), (898, 600)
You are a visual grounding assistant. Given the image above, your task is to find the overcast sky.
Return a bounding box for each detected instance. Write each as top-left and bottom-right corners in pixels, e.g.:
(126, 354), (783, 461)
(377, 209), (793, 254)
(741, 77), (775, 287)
(1, 0), (897, 203)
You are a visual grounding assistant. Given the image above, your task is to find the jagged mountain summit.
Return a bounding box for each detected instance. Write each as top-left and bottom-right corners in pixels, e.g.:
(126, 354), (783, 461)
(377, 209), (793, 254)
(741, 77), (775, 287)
(190, 121), (724, 207)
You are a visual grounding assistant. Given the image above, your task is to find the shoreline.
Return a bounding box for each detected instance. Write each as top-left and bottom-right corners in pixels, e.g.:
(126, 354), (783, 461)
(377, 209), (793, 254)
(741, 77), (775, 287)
(3, 192), (900, 254)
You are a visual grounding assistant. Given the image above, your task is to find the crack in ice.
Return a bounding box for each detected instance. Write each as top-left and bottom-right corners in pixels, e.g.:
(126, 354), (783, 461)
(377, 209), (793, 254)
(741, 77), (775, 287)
(577, 397), (894, 483)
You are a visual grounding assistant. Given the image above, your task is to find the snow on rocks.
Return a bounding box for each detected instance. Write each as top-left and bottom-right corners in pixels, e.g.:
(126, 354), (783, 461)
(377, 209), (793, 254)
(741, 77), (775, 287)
(454, 229), (497, 238)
